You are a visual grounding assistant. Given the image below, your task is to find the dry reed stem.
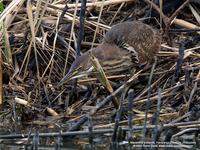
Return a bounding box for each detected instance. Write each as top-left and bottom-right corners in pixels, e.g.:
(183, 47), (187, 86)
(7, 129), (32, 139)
(0, 46), (2, 107)
(90, 53), (119, 109)
(188, 4), (200, 25)
(0, 0), (200, 142)
(172, 18), (200, 34)
(0, 0), (25, 22)
(55, 0), (134, 9)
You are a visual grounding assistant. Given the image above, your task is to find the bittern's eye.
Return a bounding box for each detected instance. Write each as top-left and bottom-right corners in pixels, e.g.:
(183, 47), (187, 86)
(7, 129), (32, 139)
(79, 65), (83, 69)
(75, 65), (82, 71)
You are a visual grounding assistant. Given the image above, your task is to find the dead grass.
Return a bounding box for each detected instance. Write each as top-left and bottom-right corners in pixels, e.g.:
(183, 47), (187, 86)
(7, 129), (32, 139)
(0, 0), (200, 147)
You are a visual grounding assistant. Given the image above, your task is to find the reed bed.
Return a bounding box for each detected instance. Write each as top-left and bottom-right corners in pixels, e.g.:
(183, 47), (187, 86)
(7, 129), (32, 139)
(0, 0), (200, 149)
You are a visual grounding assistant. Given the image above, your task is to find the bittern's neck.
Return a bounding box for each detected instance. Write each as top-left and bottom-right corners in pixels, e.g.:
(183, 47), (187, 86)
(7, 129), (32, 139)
(89, 43), (133, 74)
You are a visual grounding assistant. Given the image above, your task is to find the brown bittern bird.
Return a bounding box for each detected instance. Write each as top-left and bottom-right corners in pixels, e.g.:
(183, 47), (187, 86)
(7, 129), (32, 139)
(58, 21), (161, 85)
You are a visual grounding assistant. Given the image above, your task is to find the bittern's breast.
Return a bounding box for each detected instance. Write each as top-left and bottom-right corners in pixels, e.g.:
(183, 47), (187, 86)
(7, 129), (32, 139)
(91, 43), (134, 74)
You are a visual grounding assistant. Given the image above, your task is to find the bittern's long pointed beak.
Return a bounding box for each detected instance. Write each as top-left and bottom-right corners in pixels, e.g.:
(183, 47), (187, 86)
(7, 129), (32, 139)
(58, 66), (94, 86)
(58, 70), (78, 86)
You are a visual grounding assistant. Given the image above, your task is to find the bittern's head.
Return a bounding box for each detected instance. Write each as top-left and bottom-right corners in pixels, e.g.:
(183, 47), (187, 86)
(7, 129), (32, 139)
(58, 52), (92, 86)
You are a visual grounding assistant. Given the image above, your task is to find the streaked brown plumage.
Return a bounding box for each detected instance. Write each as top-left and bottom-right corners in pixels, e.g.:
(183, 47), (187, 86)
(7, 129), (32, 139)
(59, 21), (161, 85)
